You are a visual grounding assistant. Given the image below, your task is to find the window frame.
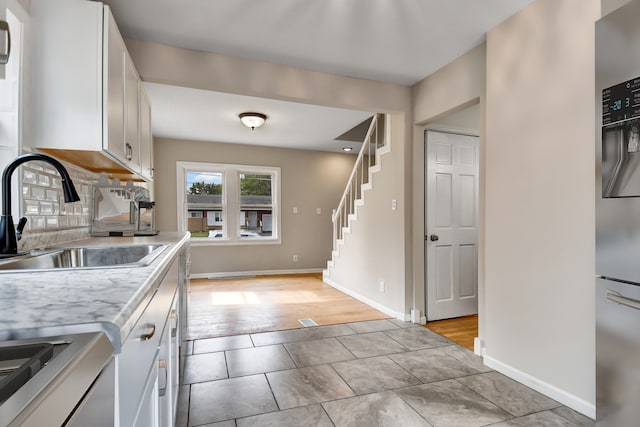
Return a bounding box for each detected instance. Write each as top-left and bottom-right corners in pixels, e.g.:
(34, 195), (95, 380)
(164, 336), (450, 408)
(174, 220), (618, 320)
(177, 161), (281, 246)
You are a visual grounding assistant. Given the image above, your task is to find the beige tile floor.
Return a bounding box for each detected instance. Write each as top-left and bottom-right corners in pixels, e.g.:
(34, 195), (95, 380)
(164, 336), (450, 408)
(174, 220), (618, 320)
(175, 319), (594, 427)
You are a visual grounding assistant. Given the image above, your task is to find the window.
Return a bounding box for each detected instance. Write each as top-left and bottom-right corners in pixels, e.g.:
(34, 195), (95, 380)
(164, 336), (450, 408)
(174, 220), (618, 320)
(177, 161), (280, 244)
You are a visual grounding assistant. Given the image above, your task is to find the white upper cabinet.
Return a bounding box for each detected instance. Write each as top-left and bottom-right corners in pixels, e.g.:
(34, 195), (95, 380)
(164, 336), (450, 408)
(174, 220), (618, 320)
(124, 52), (141, 168)
(0, 0), (7, 80)
(104, 8), (127, 165)
(139, 86), (154, 181)
(29, 0), (152, 181)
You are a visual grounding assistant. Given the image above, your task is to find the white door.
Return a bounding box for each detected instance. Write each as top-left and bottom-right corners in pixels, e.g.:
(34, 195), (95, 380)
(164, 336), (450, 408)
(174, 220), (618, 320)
(248, 211), (258, 228)
(425, 130), (479, 321)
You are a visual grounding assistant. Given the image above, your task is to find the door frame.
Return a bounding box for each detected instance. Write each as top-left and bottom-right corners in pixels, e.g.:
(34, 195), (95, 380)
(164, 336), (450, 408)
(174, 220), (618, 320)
(424, 128), (480, 321)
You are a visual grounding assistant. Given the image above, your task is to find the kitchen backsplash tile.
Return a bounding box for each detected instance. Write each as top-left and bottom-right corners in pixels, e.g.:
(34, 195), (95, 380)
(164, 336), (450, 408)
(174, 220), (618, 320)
(18, 160), (98, 251)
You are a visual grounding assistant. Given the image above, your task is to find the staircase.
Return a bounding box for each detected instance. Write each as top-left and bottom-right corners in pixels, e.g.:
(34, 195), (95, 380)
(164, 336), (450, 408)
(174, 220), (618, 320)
(324, 113), (389, 278)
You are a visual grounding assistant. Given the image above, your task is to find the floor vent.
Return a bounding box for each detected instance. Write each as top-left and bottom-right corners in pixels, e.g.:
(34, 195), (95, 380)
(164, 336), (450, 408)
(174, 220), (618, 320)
(298, 318), (318, 327)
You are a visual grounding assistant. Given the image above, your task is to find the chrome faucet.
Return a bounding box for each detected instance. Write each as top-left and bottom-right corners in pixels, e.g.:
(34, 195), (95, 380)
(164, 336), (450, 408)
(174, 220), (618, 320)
(0, 154), (80, 255)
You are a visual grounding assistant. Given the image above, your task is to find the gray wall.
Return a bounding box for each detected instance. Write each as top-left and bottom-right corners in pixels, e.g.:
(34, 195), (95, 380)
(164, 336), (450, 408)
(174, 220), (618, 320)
(154, 138), (356, 275)
(483, 0), (598, 414)
(411, 0), (600, 416)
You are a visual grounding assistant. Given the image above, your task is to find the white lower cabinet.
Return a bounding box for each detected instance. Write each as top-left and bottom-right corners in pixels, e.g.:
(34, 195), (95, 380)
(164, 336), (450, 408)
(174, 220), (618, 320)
(117, 257), (180, 427)
(158, 295), (178, 427)
(133, 351), (160, 427)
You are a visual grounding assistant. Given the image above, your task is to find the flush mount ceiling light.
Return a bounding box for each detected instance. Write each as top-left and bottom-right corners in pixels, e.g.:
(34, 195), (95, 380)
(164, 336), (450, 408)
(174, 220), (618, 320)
(239, 112), (267, 130)
(342, 147), (353, 152)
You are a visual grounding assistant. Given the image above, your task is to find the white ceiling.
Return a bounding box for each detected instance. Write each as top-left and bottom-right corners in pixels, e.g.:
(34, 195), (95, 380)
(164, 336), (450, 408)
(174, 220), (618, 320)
(102, 0), (535, 151)
(144, 83), (373, 153)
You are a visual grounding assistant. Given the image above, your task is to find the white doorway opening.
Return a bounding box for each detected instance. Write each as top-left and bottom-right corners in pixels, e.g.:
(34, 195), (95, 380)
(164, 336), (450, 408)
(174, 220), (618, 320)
(424, 104), (480, 321)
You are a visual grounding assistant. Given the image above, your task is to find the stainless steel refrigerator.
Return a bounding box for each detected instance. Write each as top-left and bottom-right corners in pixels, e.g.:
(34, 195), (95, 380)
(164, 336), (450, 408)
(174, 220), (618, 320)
(596, 1), (640, 425)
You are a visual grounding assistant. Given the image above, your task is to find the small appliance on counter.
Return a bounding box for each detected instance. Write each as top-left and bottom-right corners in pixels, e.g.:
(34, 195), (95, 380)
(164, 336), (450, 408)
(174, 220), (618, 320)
(91, 179), (158, 237)
(134, 199), (158, 236)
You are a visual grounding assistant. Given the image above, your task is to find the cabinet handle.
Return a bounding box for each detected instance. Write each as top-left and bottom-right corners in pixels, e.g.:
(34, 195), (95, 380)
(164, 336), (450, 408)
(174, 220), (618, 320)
(0, 20), (10, 65)
(607, 291), (640, 311)
(158, 359), (168, 397)
(126, 143), (133, 161)
(140, 323), (156, 340)
(171, 309), (177, 338)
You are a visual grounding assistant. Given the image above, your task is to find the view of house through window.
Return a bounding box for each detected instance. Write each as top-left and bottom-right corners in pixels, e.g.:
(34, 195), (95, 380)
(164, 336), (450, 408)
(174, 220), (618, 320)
(239, 172), (273, 238)
(179, 162), (280, 243)
(186, 171), (223, 238)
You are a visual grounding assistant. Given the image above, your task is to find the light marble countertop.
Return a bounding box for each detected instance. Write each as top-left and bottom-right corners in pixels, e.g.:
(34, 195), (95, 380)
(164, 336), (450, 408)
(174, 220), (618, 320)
(0, 232), (190, 351)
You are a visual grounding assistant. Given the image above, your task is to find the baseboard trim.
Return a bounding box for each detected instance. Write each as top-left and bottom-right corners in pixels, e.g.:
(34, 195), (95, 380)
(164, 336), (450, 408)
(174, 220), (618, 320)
(482, 354), (595, 419)
(322, 276), (406, 321)
(473, 337), (482, 356)
(191, 268), (323, 279)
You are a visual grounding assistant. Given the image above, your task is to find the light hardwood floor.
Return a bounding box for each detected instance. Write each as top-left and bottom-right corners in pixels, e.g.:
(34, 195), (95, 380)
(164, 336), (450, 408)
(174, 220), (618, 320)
(187, 273), (390, 339)
(187, 273), (479, 351)
(426, 314), (478, 351)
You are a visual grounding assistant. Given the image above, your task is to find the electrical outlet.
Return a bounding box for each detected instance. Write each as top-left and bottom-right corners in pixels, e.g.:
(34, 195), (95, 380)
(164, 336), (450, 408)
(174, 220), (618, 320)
(379, 281), (385, 292)
(391, 199), (397, 211)
(293, 255), (299, 262)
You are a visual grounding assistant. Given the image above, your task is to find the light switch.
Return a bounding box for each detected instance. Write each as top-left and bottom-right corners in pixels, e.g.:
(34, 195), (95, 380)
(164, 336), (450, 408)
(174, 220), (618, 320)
(316, 208), (322, 215)
(293, 207), (298, 214)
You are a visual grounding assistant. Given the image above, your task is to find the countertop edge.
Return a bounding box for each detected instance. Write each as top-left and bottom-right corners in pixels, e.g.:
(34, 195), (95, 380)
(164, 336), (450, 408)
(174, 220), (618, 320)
(0, 232), (190, 351)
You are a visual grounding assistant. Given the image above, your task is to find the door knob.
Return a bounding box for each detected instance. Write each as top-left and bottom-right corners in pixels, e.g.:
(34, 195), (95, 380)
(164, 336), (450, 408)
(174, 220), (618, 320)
(429, 234), (439, 242)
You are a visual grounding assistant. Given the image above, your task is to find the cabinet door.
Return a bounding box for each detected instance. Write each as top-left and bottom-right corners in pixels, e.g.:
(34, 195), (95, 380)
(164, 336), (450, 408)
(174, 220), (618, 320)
(124, 52), (141, 169)
(158, 312), (172, 427)
(0, 0), (7, 80)
(170, 295), (180, 421)
(103, 8), (126, 163)
(158, 291), (179, 427)
(133, 352), (160, 427)
(139, 85), (154, 181)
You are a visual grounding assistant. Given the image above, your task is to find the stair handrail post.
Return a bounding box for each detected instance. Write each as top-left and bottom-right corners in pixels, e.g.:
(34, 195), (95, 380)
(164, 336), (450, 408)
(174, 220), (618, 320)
(332, 208), (337, 252)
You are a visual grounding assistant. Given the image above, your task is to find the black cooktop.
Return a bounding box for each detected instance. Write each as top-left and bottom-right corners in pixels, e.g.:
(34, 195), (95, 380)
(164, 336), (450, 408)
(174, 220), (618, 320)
(0, 343), (54, 403)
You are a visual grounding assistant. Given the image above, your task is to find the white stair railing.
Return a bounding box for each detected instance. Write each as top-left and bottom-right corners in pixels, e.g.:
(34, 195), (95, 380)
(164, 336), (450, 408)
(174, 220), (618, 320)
(332, 113), (386, 252)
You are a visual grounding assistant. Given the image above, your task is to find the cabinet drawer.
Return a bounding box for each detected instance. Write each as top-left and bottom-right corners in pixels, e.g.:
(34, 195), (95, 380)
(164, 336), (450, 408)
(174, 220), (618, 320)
(118, 259), (179, 426)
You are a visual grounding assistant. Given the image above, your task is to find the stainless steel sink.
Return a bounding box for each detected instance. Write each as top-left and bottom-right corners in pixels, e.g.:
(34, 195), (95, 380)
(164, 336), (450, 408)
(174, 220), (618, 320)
(0, 244), (167, 271)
